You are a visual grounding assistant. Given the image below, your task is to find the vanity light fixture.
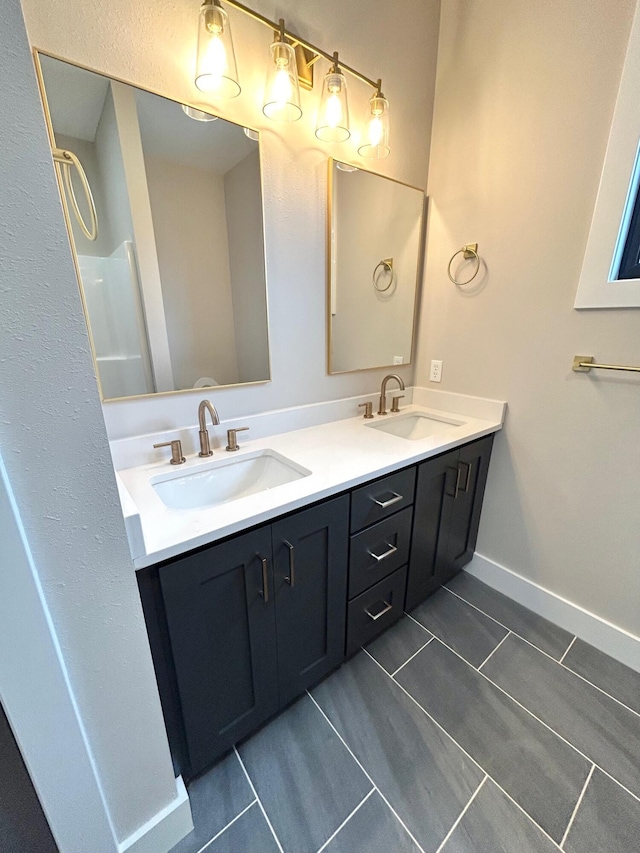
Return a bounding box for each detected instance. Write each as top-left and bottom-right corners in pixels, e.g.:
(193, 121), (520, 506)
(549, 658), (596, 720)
(195, 0), (241, 97)
(181, 104), (219, 121)
(192, 0), (391, 157)
(358, 81), (390, 159)
(315, 53), (350, 143)
(262, 19), (302, 122)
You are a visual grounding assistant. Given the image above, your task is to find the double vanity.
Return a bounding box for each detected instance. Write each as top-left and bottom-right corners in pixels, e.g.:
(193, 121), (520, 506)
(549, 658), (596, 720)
(119, 387), (505, 779)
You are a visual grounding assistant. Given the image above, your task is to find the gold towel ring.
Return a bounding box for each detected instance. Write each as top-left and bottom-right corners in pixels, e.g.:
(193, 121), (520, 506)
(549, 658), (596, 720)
(448, 243), (480, 286)
(373, 258), (394, 292)
(52, 148), (98, 242)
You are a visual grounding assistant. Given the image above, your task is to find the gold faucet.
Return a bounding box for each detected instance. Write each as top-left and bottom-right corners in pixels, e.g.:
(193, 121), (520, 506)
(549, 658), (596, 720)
(378, 374), (405, 415)
(198, 399), (220, 457)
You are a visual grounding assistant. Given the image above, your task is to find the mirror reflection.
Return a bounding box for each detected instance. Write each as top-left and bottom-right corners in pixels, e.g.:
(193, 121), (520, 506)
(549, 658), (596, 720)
(37, 53), (270, 401)
(328, 160), (425, 374)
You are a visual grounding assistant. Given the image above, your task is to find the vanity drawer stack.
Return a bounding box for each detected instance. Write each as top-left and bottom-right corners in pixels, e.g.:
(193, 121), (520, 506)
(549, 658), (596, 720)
(346, 467), (416, 655)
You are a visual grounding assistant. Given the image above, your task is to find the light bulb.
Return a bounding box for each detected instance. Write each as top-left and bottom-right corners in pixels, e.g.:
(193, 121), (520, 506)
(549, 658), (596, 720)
(316, 59), (350, 143)
(367, 115), (383, 147)
(358, 88), (390, 159)
(325, 92), (342, 128)
(199, 35), (227, 91)
(195, 1), (240, 98)
(272, 66), (293, 106)
(263, 31), (302, 122)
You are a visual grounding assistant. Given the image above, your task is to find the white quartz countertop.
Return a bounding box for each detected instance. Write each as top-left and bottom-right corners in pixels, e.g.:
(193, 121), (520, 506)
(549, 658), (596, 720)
(119, 396), (505, 570)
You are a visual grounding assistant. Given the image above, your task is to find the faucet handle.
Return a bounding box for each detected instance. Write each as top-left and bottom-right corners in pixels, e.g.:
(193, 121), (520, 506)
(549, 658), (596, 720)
(226, 426), (249, 452)
(390, 395), (405, 413)
(358, 402), (374, 419)
(153, 440), (186, 465)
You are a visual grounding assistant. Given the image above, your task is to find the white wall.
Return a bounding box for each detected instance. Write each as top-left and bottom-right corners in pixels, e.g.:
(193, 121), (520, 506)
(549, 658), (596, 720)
(95, 87), (135, 256)
(224, 148), (270, 383)
(144, 155), (240, 388)
(417, 0), (640, 635)
(0, 0), (187, 848)
(331, 167), (424, 372)
(21, 0), (441, 439)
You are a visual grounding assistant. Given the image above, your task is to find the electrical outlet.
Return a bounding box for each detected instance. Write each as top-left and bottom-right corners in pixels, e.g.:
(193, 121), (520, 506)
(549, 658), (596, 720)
(393, 355), (404, 365)
(430, 359), (443, 382)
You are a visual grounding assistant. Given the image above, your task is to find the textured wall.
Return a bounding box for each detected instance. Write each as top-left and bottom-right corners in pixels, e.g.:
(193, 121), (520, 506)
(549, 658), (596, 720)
(21, 0), (441, 439)
(416, 0), (640, 634)
(1, 0), (180, 843)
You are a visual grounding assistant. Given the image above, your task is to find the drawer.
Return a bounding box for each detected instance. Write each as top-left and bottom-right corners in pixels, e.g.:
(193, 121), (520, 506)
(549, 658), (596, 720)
(350, 467), (416, 533)
(346, 566), (407, 656)
(349, 506), (412, 598)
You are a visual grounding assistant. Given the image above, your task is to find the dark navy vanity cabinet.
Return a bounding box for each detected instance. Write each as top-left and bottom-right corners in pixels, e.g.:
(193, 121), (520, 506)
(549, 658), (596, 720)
(156, 496), (348, 777)
(138, 434), (494, 778)
(406, 433), (494, 610)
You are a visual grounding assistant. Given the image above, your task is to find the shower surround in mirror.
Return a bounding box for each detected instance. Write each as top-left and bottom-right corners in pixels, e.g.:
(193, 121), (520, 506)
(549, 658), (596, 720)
(328, 159), (425, 374)
(36, 53), (270, 401)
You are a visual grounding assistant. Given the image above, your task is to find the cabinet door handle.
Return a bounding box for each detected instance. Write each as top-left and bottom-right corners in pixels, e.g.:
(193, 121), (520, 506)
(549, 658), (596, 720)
(367, 543), (398, 562)
(364, 600), (393, 621)
(371, 491), (403, 509)
(454, 464), (463, 499)
(454, 461), (472, 498)
(283, 539), (295, 587)
(258, 555), (269, 603)
(459, 461), (472, 493)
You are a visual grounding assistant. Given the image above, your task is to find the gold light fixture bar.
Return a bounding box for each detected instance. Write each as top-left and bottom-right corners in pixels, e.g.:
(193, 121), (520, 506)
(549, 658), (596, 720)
(222, 0), (380, 91)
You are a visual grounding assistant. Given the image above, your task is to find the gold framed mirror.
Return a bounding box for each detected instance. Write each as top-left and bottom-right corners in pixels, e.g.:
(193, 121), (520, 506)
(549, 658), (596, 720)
(34, 51), (271, 402)
(327, 159), (426, 374)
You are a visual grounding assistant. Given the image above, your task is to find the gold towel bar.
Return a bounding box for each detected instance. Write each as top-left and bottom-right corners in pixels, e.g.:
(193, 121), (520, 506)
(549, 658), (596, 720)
(572, 356), (640, 373)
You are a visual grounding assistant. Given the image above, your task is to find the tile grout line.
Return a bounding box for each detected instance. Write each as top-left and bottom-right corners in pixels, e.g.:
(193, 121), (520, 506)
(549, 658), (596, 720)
(558, 635), (577, 665)
(396, 634), (640, 808)
(478, 631), (512, 671)
(195, 799), (258, 853)
(442, 585), (640, 722)
(315, 788), (375, 853)
(390, 637), (435, 677)
(361, 647), (565, 851)
(433, 775), (487, 853)
(559, 764), (595, 850)
(306, 690), (428, 853)
(420, 633), (595, 763)
(233, 747), (285, 853)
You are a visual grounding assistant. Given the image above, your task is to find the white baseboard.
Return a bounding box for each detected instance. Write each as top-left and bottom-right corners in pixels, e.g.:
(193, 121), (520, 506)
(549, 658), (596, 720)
(466, 554), (640, 673)
(118, 777), (193, 853)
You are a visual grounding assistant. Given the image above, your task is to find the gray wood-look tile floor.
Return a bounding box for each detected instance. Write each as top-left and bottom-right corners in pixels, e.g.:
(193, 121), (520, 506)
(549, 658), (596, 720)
(170, 576), (640, 853)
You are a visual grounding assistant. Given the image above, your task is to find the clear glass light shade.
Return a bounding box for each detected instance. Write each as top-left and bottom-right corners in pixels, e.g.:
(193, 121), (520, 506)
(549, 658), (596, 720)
(181, 104), (219, 121)
(195, 2), (241, 98)
(358, 93), (390, 158)
(315, 71), (350, 143)
(263, 41), (302, 122)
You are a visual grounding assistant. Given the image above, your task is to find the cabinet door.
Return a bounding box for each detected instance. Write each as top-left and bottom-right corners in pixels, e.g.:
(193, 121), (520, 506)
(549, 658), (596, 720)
(405, 449), (459, 611)
(272, 495), (349, 706)
(160, 528), (278, 776)
(444, 433), (494, 576)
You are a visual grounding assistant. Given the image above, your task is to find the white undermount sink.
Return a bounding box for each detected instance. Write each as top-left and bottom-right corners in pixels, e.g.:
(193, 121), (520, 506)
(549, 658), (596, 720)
(151, 449), (311, 511)
(367, 411), (466, 440)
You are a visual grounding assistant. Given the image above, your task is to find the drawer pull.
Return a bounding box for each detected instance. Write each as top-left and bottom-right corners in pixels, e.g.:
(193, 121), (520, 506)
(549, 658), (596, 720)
(364, 600), (393, 621)
(283, 539), (295, 587)
(372, 491), (403, 509)
(367, 543), (398, 562)
(258, 555), (269, 603)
